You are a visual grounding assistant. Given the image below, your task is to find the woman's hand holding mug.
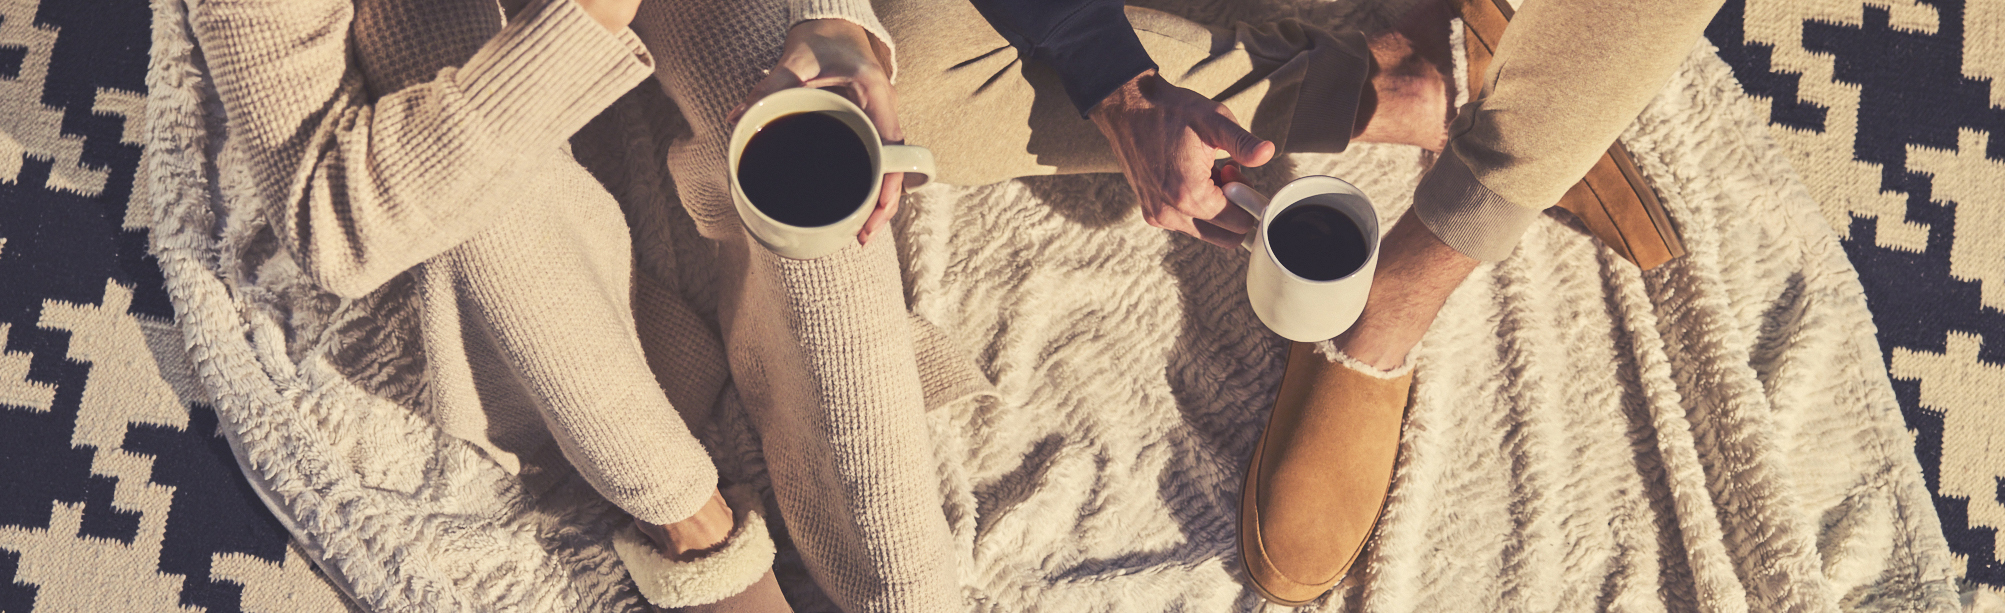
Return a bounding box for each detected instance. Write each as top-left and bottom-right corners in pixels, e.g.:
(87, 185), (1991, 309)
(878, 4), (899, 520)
(732, 19), (905, 246)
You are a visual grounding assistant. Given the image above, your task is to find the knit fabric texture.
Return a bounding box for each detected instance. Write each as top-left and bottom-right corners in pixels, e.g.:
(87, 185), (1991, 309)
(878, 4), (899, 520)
(1413, 0), (1728, 261)
(188, 0), (724, 527)
(630, 1), (979, 609)
(145, 0), (790, 608)
(140, 0), (1968, 610)
(158, 0), (987, 607)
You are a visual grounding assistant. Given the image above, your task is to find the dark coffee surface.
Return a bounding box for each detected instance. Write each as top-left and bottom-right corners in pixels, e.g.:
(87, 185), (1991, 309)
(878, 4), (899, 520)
(1267, 204), (1369, 281)
(737, 111), (874, 227)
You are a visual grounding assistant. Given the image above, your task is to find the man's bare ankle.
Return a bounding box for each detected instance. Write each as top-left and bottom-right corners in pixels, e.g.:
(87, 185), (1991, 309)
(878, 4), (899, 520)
(1332, 326), (1416, 371)
(1353, 7), (1454, 151)
(1326, 208), (1479, 373)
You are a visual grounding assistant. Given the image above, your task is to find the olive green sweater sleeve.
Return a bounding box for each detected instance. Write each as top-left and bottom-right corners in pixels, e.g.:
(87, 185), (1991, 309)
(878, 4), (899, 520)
(191, 0), (654, 297)
(1413, 0), (1725, 261)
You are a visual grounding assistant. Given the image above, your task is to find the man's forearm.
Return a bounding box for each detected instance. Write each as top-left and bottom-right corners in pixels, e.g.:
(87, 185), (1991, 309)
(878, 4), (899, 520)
(965, 0), (1156, 115)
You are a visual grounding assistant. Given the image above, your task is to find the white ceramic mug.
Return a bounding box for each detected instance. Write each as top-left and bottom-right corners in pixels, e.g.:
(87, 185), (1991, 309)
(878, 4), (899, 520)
(1222, 176), (1380, 342)
(729, 88), (936, 260)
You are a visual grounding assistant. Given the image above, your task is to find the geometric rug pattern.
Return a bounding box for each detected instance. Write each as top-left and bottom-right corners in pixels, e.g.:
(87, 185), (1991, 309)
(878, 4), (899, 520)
(0, 0), (1996, 608)
(1706, 0), (2005, 596)
(0, 0), (353, 609)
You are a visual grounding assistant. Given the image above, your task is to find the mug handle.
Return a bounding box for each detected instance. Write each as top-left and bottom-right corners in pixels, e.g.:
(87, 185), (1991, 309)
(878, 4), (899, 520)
(881, 144), (936, 188)
(1222, 182), (1269, 252)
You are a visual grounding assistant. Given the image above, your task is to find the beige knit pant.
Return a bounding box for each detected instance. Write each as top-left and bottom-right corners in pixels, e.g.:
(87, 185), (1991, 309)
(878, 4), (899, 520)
(632, 3), (1360, 611)
(636, 3), (954, 610)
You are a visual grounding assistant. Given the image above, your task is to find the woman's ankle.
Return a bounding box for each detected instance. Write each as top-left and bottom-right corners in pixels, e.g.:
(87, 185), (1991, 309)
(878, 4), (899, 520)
(638, 489), (736, 561)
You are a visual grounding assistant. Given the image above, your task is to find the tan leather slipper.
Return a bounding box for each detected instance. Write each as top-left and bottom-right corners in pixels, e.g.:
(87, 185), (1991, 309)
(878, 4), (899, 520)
(1240, 342), (1412, 606)
(1453, 0), (1688, 270)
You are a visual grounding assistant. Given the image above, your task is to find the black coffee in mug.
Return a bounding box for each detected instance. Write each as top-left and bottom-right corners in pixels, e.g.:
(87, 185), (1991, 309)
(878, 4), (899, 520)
(1266, 204), (1369, 281)
(737, 111), (874, 227)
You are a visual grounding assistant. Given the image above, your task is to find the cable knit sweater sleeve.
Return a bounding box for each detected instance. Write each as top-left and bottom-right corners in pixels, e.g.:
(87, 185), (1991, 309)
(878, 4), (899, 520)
(191, 0), (655, 298)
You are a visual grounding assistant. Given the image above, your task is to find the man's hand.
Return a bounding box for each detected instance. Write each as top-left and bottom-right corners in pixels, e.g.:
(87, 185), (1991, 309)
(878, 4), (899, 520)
(1090, 70), (1276, 249)
(732, 19), (905, 246)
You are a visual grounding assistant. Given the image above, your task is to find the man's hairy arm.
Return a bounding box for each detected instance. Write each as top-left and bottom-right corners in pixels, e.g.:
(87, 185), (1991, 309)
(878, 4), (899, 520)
(966, 0), (1274, 246)
(1091, 70), (1273, 248)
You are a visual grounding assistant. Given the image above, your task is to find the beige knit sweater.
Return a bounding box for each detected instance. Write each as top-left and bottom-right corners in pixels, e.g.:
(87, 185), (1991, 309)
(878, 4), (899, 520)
(193, 0), (985, 608)
(192, 0), (717, 526)
(628, 1), (980, 610)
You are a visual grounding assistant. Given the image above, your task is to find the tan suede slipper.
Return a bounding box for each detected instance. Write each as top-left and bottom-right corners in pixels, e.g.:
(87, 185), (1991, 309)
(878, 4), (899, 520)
(1240, 342), (1412, 606)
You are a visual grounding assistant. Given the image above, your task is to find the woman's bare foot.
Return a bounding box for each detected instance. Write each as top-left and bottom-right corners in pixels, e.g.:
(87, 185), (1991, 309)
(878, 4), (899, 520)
(1353, 1), (1456, 152)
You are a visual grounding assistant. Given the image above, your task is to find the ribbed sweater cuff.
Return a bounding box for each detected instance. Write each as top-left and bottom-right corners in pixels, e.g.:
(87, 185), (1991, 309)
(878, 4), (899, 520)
(1413, 145), (1544, 261)
(457, 0), (654, 145)
(790, 0), (899, 80)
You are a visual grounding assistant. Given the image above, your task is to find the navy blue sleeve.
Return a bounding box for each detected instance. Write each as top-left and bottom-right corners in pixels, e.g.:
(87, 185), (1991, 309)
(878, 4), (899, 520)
(968, 0), (1159, 116)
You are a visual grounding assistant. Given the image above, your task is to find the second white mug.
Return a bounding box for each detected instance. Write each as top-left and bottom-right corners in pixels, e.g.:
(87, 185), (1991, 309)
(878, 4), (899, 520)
(1223, 176), (1381, 342)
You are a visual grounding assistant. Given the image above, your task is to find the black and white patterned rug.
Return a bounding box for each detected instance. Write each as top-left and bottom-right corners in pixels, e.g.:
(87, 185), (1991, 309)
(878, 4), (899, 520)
(0, 0), (354, 609)
(0, 0), (1996, 610)
(1707, 0), (2005, 595)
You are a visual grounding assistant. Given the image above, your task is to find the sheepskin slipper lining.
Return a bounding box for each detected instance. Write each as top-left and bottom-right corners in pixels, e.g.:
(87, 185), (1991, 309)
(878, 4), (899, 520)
(614, 505), (777, 608)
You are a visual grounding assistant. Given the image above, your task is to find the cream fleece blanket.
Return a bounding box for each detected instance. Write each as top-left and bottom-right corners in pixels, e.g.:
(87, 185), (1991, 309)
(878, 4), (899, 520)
(674, 23), (1966, 608)
(143, 0), (1961, 608)
(871, 31), (1962, 613)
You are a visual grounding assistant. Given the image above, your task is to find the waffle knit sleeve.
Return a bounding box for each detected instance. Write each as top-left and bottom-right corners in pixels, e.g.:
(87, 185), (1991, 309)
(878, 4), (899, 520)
(191, 0), (654, 297)
(789, 0), (899, 79)
(1411, 0), (1723, 261)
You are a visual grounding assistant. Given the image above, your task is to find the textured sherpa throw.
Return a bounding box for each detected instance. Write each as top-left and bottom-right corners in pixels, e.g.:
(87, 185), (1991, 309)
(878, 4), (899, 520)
(140, 0), (1963, 610)
(879, 30), (1963, 609)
